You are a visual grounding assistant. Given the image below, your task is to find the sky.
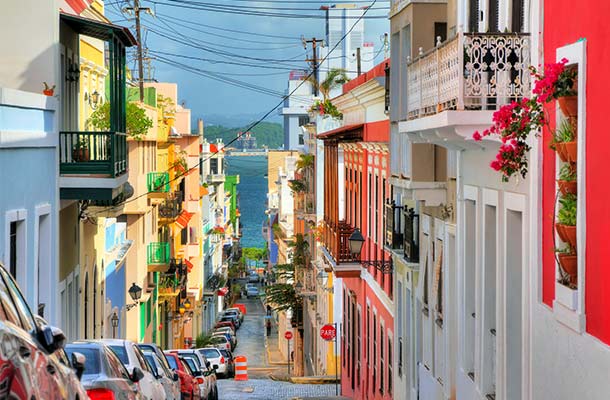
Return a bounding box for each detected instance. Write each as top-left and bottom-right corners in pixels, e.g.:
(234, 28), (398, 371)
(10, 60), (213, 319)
(105, 0), (390, 125)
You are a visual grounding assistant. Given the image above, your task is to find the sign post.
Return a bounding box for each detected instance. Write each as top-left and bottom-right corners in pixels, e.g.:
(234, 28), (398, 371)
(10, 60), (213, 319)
(285, 330), (293, 375)
(320, 323), (339, 396)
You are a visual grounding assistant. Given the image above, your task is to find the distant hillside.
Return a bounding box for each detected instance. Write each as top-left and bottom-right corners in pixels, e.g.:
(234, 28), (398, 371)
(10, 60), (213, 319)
(202, 121), (284, 149)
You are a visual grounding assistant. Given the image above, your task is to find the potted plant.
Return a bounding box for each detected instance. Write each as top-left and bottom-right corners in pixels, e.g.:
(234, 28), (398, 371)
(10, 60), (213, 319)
(556, 193), (577, 248)
(531, 58), (578, 117)
(550, 119), (577, 163)
(43, 82), (55, 96)
(72, 138), (90, 162)
(555, 246), (577, 286)
(288, 179), (307, 193)
(557, 164), (577, 195)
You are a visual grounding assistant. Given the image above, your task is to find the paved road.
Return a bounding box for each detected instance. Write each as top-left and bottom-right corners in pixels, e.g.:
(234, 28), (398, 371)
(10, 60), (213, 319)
(217, 282), (338, 399)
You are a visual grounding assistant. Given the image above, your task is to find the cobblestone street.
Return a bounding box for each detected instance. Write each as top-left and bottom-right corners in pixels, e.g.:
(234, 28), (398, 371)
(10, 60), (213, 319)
(218, 379), (338, 400)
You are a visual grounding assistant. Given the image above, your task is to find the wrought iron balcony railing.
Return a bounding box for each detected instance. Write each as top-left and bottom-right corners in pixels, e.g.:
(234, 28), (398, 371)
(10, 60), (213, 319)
(158, 194), (183, 220)
(59, 131), (127, 177)
(385, 200), (404, 250)
(147, 242), (170, 265)
(147, 172), (170, 193)
(406, 32), (531, 120)
(323, 220), (356, 265)
(403, 207), (420, 263)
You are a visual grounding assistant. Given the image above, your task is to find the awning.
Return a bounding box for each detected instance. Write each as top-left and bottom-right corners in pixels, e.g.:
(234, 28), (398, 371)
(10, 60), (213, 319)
(60, 12), (137, 46)
(175, 211), (193, 229)
(200, 186), (209, 197)
(217, 287), (229, 297)
(317, 123), (364, 141)
(184, 258), (194, 272)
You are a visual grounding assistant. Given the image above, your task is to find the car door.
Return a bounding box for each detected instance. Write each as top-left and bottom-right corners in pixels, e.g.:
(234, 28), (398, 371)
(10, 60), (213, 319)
(105, 347), (140, 400)
(155, 354), (180, 400)
(0, 268), (64, 399)
(133, 344), (165, 400)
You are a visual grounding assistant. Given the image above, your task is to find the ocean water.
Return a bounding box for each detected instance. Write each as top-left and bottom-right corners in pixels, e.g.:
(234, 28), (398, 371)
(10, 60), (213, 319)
(225, 155), (267, 249)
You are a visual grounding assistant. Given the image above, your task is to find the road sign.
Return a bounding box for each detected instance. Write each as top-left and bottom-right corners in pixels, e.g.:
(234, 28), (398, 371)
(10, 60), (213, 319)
(320, 324), (337, 341)
(284, 331), (293, 340)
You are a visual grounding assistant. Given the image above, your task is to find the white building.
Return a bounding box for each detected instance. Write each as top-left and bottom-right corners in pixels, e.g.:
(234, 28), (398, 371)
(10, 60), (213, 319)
(389, 0), (531, 400)
(280, 71), (314, 151)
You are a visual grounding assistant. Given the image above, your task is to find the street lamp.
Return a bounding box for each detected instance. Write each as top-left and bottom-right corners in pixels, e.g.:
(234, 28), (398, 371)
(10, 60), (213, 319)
(179, 304), (186, 315)
(184, 298), (191, 309)
(348, 228), (393, 274)
(126, 283), (143, 311)
(111, 312), (119, 338)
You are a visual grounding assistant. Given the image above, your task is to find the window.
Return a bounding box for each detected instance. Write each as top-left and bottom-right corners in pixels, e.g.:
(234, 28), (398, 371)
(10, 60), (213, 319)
(298, 115), (309, 126)
(210, 158), (218, 174)
(299, 134), (304, 145)
(9, 222), (17, 277)
(380, 324), (385, 394)
(434, 22), (447, 46)
(368, 173), (372, 238)
(357, 307), (361, 384)
(373, 312), (377, 393)
(434, 241), (444, 324)
(366, 305), (370, 365)
(388, 337), (393, 394)
(375, 175), (379, 243)
(468, 0), (479, 32)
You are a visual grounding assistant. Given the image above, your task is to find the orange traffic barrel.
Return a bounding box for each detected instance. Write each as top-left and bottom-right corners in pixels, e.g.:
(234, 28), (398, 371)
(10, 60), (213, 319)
(234, 355), (248, 381)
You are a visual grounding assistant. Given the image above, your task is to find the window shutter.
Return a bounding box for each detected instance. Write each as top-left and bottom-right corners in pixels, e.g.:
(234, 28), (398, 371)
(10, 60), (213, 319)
(488, 0), (500, 32)
(512, 0), (525, 32)
(468, 0), (479, 33)
(433, 244), (444, 316)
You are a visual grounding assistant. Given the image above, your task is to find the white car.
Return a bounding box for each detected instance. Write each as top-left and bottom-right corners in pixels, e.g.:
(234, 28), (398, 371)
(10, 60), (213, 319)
(246, 286), (259, 298)
(198, 348), (228, 378)
(104, 339), (166, 400)
(143, 350), (181, 400)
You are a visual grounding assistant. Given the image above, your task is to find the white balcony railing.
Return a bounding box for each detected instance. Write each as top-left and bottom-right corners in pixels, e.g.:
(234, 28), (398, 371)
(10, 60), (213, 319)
(407, 33), (531, 120)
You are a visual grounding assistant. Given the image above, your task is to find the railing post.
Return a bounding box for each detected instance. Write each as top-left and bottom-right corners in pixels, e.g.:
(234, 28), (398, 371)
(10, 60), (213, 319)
(457, 32), (465, 111)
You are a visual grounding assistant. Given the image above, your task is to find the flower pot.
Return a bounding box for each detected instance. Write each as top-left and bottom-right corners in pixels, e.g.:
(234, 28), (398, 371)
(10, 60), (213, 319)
(557, 253), (577, 285)
(72, 148), (90, 162)
(43, 89), (54, 96)
(565, 141), (577, 163)
(557, 180), (577, 195)
(558, 96), (578, 117)
(555, 223), (568, 243)
(563, 224), (577, 248)
(554, 142), (569, 162)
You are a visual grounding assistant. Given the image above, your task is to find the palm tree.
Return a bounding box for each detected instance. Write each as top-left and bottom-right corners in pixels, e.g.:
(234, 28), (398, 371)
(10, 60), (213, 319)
(309, 68), (349, 101)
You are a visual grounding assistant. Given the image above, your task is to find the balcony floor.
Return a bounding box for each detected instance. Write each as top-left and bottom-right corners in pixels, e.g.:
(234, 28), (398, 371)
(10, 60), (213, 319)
(59, 174), (128, 200)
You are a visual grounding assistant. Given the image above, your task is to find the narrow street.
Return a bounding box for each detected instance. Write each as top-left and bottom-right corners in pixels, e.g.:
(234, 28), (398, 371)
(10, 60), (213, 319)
(217, 282), (338, 399)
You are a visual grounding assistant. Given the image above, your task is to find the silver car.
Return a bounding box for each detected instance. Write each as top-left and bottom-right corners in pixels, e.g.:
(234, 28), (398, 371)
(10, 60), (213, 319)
(198, 348), (228, 378)
(171, 349), (218, 400)
(103, 339), (166, 400)
(143, 351), (180, 400)
(65, 342), (145, 400)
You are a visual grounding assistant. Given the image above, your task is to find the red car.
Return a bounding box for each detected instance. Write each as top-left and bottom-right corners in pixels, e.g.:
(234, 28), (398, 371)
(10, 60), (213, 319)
(164, 352), (200, 400)
(214, 321), (236, 332)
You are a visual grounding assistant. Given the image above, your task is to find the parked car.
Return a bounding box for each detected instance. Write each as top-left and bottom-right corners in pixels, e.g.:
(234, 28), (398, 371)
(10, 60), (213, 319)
(169, 350), (216, 400)
(248, 272), (260, 283)
(209, 335), (231, 352)
(197, 348), (228, 379)
(164, 352), (200, 400)
(138, 343), (174, 374)
(0, 262), (76, 399)
(103, 339), (166, 400)
(246, 286), (259, 298)
(221, 309), (241, 324)
(218, 349), (235, 378)
(143, 350), (181, 400)
(215, 319), (236, 332)
(225, 307), (244, 323)
(219, 314), (240, 329)
(65, 341), (145, 400)
(212, 330), (236, 349)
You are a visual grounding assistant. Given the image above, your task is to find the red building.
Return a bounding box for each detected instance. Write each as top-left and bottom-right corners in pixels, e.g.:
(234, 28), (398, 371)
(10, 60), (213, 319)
(535, 0), (610, 397)
(318, 61), (394, 399)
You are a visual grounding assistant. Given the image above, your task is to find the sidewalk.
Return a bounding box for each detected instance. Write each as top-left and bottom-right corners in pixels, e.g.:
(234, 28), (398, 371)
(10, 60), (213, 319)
(264, 314), (289, 366)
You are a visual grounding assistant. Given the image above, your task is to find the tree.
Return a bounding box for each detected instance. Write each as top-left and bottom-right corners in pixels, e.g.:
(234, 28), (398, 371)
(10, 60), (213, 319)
(308, 68), (349, 101)
(296, 154), (315, 171)
(265, 264), (300, 312)
(87, 102), (153, 140)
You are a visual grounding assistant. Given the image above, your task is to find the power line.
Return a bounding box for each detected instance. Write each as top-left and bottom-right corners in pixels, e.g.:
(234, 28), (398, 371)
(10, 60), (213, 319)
(91, 0), (378, 215)
(153, 0), (390, 12)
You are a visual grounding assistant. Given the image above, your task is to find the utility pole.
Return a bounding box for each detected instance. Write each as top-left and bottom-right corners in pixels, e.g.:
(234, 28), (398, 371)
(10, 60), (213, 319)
(356, 47), (362, 76)
(302, 37), (324, 96)
(125, 0), (151, 102)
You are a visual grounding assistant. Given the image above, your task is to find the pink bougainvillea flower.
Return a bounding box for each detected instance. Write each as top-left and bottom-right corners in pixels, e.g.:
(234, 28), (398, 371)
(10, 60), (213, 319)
(472, 131), (482, 141)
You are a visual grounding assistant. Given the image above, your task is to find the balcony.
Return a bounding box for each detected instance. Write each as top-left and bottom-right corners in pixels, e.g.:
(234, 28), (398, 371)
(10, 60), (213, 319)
(384, 200), (404, 250)
(295, 193), (316, 218)
(401, 32), (530, 148)
(207, 174), (225, 184)
(147, 242), (170, 272)
(321, 221), (361, 278)
(147, 172), (170, 201)
(158, 194), (183, 222)
(58, 13), (136, 202)
(402, 207), (420, 263)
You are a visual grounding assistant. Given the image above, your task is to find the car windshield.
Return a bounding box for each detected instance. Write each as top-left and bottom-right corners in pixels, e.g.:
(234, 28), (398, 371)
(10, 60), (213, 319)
(108, 345), (129, 364)
(65, 347), (101, 375)
(143, 354), (157, 373)
(166, 355), (178, 370)
(211, 336), (226, 343)
(200, 349), (220, 359)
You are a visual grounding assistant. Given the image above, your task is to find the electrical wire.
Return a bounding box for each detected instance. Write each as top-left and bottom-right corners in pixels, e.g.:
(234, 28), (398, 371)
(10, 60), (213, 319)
(154, 0), (390, 12)
(90, 0), (378, 216)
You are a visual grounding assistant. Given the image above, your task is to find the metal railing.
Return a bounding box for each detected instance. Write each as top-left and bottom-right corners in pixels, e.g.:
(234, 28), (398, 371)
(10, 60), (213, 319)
(323, 220), (356, 265)
(385, 201), (404, 250)
(403, 207), (420, 263)
(147, 172), (170, 193)
(159, 193), (183, 220)
(59, 131), (127, 176)
(147, 242), (170, 265)
(407, 32), (531, 120)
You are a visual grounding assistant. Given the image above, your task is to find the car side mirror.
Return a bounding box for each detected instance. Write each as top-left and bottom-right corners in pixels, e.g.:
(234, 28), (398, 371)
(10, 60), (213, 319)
(213, 365), (219, 370)
(41, 325), (66, 353)
(131, 367), (145, 383)
(206, 361), (211, 368)
(71, 352), (86, 381)
(193, 370), (202, 377)
(173, 372), (179, 381)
